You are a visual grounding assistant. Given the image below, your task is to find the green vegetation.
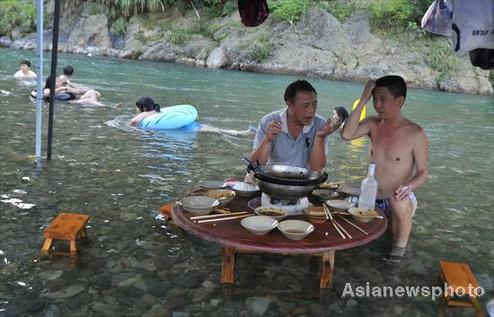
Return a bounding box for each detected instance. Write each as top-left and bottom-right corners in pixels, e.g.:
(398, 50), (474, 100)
(369, 0), (430, 28)
(247, 32), (272, 62)
(96, 0), (168, 17)
(427, 39), (460, 83)
(169, 28), (189, 44)
(110, 17), (128, 34)
(318, 0), (363, 22)
(268, 0), (312, 25)
(0, 0), (37, 36)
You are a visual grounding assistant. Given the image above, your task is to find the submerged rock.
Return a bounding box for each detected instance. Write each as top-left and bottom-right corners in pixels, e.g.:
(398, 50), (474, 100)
(245, 297), (271, 316)
(40, 284), (85, 299)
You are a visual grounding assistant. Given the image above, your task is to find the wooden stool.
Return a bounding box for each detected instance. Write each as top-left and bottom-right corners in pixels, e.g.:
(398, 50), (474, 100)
(42, 213), (90, 256)
(439, 260), (484, 317)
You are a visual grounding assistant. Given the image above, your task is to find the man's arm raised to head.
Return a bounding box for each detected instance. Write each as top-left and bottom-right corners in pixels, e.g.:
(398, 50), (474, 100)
(341, 80), (375, 141)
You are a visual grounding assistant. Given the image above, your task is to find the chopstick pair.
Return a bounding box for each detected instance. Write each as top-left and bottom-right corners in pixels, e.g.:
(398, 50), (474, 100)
(323, 203), (352, 239)
(336, 214), (368, 235)
(191, 211), (250, 223)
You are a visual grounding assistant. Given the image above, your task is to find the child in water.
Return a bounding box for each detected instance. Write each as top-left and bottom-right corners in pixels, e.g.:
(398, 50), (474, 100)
(14, 60), (37, 79)
(130, 96), (161, 127)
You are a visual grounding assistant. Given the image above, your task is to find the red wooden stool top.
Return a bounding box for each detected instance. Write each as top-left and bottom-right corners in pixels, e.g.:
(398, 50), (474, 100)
(43, 213), (90, 240)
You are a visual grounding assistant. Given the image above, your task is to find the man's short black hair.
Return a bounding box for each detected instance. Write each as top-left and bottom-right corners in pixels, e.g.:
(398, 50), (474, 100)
(63, 65), (74, 76)
(20, 60), (31, 67)
(284, 80), (317, 102)
(375, 75), (407, 99)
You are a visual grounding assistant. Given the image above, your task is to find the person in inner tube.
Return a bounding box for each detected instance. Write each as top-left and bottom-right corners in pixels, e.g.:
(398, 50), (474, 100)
(129, 96), (161, 127)
(30, 77), (77, 100)
(248, 80), (342, 176)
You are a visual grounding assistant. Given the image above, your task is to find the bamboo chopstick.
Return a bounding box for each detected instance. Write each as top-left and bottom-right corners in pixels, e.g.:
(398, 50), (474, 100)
(337, 214), (368, 235)
(323, 203), (346, 239)
(190, 211), (248, 220)
(333, 218), (352, 239)
(196, 214), (251, 224)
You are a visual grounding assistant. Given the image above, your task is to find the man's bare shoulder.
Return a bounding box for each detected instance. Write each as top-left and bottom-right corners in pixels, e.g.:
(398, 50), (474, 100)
(404, 119), (427, 138)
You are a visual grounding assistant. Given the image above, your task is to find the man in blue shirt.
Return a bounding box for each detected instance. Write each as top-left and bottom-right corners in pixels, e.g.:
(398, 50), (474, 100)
(249, 80), (342, 171)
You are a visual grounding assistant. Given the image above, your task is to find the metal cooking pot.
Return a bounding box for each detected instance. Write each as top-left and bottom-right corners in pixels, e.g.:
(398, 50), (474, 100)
(249, 164), (328, 200)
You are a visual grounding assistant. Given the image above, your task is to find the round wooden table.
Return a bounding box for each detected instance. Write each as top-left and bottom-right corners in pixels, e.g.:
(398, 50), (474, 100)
(172, 193), (388, 289)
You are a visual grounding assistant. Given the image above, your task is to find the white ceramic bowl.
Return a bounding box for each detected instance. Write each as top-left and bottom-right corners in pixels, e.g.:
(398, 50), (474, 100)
(206, 189), (236, 207)
(240, 216), (278, 235)
(325, 199), (354, 211)
(254, 206), (288, 221)
(348, 207), (379, 223)
(199, 180), (226, 189)
(179, 196), (219, 216)
(231, 182), (260, 197)
(277, 220), (314, 240)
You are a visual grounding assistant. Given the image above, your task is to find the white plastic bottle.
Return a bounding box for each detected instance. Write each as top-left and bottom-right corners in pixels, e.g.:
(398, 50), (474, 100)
(358, 162), (378, 210)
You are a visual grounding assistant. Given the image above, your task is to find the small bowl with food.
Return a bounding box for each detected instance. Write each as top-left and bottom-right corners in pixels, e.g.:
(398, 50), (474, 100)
(319, 181), (341, 190)
(231, 181), (260, 198)
(240, 216), (278, 235)
(206, 189), (236, 207)
(254, 206), (288, 221)
(179, 196), (220, 216)
(348, 207), (381, 223)
(311, 188), (339, 202)
(325, 199), (354, 211)
(302, 206), (328, 224)
(277, 220), (314, 240)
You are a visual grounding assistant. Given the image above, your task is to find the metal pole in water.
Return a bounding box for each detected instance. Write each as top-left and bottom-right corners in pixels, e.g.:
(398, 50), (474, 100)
(35, 0), (43, 160)
(47, 0), (61, 160)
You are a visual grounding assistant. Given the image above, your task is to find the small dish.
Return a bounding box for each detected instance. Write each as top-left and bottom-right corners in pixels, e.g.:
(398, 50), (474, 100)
(348, 207), (380, 223)
(302, 206), (328, 224)
(311, 189), (339, 202)
(325, 199), (354, 211)
(206, 189), (236, 207)
(254, 206), (288, 221)
(199, 180), (227, 190)
(231, 181), (260, 197)
(240, 216), (278, 235)
(319, 182), (340, 189)
(179, 196), (219, 216)
(277, 220), (314, 240)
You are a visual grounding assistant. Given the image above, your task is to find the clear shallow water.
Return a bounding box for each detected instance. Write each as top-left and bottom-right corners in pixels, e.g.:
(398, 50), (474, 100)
(0, 48), (493, 316)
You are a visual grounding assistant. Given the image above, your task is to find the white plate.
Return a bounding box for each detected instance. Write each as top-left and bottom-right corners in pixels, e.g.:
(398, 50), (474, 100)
(200, 180), (227, 189)
(241, 216), (277, 235)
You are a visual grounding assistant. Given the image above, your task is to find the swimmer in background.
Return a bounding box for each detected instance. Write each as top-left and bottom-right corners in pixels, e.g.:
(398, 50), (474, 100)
(130, 97), (161, 127)
(14, 60), (37, 79)
(31, 77), (120, 108)
(332, 106), (349, 129)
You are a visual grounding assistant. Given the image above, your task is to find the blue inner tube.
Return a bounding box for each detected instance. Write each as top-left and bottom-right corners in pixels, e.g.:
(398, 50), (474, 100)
(30, 91), (76, 101)
(138, 105), (198, 130)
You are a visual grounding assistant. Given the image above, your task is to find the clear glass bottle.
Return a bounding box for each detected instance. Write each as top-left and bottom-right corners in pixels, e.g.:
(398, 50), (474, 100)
(358, 162), (378, 210)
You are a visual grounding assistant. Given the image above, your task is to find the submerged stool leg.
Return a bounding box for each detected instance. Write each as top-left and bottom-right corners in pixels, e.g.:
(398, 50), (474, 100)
(69, 240), (78, 256)
(41, 238), (53, 254)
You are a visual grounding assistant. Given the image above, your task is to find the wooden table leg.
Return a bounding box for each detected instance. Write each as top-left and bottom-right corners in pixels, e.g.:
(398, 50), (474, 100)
(41, 238), (52, 254)
(320, 250), (335, 289)
(221, 247), (236, 285)
(69, 240), (78, 256)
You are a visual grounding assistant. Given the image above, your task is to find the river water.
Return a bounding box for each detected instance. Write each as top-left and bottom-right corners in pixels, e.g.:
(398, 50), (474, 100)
(0, 48), (493, 316)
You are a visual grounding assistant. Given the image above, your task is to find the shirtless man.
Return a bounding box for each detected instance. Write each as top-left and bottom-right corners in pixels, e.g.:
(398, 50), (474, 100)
(14, 60), (37, 79)
(341, 75), (429, 264)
